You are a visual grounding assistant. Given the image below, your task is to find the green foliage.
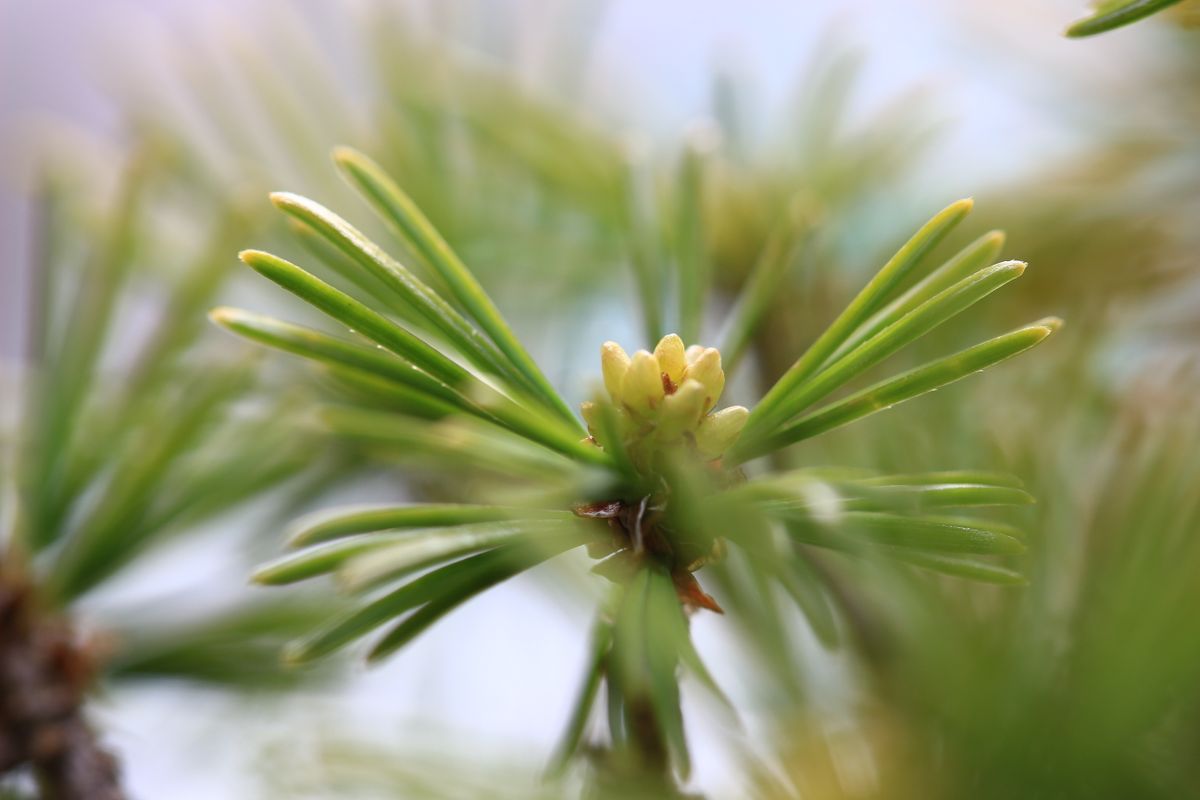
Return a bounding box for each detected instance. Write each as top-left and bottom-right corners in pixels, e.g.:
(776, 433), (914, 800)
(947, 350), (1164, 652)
(743, 319), (1060, 459)
(13, 4), (1200, 796)
(1066, 0), (1186, 36)
(3, 152), (324, 693)
(105, 600), (339, 689)
(215, 147), (1058, 787)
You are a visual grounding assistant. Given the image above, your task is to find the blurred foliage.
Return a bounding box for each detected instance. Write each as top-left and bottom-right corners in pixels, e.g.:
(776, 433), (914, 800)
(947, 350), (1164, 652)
(0, 146), (335, 695)
(116, 1), (630, 332)
(1066, 0), (1191, 36)
(3, 0), (1199, 797)
(260, 733), (568, 800)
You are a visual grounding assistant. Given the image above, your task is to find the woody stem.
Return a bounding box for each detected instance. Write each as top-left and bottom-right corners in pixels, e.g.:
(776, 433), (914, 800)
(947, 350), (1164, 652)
(0, 564), (124, 800)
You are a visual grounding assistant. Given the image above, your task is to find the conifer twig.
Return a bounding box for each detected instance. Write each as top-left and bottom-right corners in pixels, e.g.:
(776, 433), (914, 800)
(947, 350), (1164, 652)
(0, 567), (124, 800)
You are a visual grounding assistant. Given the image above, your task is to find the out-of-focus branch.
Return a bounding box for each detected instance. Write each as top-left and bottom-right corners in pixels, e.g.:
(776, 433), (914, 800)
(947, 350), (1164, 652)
(0, 567), (123, 800)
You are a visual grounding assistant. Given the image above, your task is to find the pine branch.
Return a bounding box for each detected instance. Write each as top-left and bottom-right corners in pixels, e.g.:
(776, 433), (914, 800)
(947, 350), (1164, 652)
(0, 568), (123, 800)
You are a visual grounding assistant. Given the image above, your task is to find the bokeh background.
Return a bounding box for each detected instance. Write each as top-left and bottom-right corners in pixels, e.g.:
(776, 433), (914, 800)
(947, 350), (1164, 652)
(2, 1), (1198, 798)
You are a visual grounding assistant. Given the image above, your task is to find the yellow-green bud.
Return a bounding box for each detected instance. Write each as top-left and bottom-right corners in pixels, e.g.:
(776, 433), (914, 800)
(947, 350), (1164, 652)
(695, 405), (749, 458)
(657, 379), (706, 443)
(601, 341), (630, 402)
(580, 400), (600, 432)
(685, 347), (724, 412)
(653, 334), (687, 386)
(622, 350), (664, 414)
(586, 334), (746, 464)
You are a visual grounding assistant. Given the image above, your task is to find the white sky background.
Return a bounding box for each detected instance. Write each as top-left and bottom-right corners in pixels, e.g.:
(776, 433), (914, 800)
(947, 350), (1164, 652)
(0, 1), (1178, 797)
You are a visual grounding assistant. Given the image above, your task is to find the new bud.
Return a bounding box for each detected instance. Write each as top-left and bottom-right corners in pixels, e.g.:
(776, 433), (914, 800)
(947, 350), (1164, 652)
(601, 341), (630, 402)
(695, 406), (749, 457)
(622, 350), (664, 414)
(684, 347), (724, 412)
(653, 334), (687, 385)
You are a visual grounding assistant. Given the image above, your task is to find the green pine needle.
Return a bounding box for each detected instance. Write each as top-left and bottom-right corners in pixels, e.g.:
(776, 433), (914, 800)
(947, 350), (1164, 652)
(1066, 0), (1185, 36)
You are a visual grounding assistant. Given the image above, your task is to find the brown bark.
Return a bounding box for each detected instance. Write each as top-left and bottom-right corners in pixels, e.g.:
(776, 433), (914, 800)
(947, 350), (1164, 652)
(0, 569), (123, 799)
